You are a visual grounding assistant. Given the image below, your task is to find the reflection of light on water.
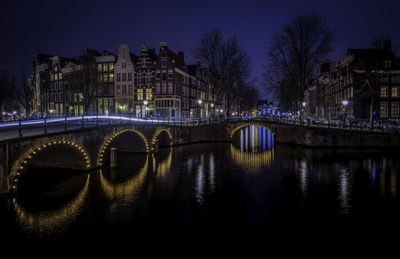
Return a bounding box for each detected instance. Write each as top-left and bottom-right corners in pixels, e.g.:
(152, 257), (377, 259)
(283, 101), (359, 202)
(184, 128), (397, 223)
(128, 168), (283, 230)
(338, 167), (351, 214)
(195, 154), (205, 205)
(230, 144), (274, 171)
(299, 159), (308, 196)
(156, 149), (172, 179)
(209, 153), (215, 194)
(13, 174), (90, 236)
(371, 160), (376, 186)
(231, 126), (275, 171)
(187, 156), (193, 173)
(99, 156), (148, 202)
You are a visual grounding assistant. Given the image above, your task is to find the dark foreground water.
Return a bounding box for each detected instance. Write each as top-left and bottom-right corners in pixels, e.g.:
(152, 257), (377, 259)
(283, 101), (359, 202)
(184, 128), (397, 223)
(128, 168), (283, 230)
(1, 126), (400, 251)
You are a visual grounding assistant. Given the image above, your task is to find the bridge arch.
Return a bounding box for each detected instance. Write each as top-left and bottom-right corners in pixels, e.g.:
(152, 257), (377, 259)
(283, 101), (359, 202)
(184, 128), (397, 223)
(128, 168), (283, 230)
(151, 127), (173, 151)
(10, 140), (91, 191)
(97, 128), (149, 167)
(229, 122), (275, 139)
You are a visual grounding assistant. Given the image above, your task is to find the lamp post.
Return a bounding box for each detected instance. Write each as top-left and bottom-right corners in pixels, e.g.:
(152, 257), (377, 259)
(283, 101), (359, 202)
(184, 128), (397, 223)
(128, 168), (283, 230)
(49, 109), (54, 118)
(143, 100), (148, 118)
(301, 102), (306, 124)
(197, 99), (202, 119)
(342, 99), (348, 127)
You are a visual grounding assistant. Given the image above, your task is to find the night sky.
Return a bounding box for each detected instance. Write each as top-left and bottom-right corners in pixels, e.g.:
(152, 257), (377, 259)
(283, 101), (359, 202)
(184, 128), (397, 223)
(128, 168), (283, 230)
(2, 0), (400, 99)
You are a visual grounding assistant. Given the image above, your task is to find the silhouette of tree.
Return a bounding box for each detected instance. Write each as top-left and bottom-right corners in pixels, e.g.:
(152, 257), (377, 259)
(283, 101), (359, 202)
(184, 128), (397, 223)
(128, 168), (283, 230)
(265, 11), (335, 113)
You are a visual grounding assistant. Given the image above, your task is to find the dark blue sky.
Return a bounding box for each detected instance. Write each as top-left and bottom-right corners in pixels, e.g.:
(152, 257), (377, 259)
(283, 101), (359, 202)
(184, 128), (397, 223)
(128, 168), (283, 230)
(2, 0), (399, 99)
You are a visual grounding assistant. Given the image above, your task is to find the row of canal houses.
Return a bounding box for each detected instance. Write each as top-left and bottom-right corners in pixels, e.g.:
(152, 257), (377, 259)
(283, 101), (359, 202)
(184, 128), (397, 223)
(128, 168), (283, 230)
(30, 42), (219, 119)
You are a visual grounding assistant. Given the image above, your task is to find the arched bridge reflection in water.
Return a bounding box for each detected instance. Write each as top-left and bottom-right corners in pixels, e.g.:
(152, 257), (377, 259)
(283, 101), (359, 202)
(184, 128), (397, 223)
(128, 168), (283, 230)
(12, 174), (90, 236)
(230, 125), (275, 171)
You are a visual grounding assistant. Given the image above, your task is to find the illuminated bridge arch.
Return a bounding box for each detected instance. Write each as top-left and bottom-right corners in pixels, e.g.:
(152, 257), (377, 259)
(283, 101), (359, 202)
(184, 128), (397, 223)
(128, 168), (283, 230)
(151, 127), (173, 151)
(97, 128), (149, 166)
(10, 139), (91, 191)
(229, 122), (275, 139)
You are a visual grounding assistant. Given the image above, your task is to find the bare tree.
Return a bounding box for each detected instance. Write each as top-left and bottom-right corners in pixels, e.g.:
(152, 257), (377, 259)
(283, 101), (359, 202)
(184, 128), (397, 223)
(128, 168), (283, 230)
(265, 11), (335, 113)
(18, 69), (33, 115)
(193, 30), (251, 117)
(0, 70), (20, 113)
(370, 35), (386, 49)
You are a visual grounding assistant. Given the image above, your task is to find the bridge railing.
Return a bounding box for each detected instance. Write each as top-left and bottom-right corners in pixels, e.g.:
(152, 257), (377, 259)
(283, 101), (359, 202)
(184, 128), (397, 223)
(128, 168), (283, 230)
(0, 115), (233, 140)
(0, 114), (399, 140)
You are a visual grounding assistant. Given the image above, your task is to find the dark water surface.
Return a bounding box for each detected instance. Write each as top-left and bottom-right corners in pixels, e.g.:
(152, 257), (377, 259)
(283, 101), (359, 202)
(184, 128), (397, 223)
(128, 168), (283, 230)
(1, 126), (400, 250)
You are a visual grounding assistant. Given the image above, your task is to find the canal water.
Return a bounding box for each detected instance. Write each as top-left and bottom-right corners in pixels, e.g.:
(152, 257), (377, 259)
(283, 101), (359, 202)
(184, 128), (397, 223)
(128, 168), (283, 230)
(1, 125), (400, 249)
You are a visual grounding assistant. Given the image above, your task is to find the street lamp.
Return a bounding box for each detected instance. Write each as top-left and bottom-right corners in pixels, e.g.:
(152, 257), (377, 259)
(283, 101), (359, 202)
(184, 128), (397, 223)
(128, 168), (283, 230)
(143, 100), (148, 118)
(197, 99), (202, 118)
(210, 103), (214, 107)
(342, 99), (349, 126)
(302, 102), (306, 107)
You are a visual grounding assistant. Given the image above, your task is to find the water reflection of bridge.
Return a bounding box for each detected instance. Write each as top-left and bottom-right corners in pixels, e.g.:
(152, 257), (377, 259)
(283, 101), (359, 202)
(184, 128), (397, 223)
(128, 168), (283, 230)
(230, 126), (275, 171)
(12, 174), (90, 235)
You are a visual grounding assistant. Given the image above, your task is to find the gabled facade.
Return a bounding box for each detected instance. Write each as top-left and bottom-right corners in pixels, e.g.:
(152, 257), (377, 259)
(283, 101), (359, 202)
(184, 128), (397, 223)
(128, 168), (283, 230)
(114, 44), (136, 114)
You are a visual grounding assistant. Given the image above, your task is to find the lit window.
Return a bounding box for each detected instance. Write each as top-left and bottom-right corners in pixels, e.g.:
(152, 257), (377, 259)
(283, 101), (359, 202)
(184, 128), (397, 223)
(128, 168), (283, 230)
(392, 87), (398, 98)
(103, 63), (108, 71)
(146, 88), (153, 100)
(116, 85), (121, 94)
(137, 89), (143, 100)
(103, 73), (108, 82)
(109, 63), (114, 71)
(381, 87), (388, 97)
(109, 74), (114, 82)
(97, 64), (102, 71)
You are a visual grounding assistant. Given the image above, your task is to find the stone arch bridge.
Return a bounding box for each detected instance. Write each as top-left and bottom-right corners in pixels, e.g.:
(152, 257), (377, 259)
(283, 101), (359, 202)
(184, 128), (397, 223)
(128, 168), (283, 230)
(1, 119), (399, 194)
